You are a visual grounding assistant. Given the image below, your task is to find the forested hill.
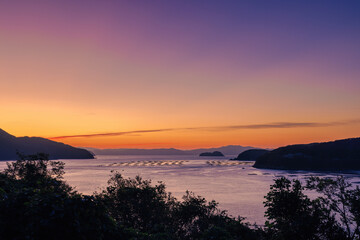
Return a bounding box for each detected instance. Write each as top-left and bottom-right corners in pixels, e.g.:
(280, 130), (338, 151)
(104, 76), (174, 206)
(0, 129), (94, 160)
(254, 138), (360, 171)
(233, 149), (270, 160)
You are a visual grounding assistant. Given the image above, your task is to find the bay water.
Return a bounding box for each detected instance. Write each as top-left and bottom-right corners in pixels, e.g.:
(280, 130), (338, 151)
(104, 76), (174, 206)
(2, 154), (360, 225)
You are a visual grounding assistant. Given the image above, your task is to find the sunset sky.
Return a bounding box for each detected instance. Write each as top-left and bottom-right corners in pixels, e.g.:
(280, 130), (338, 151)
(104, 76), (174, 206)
(1, 1), (359, 149)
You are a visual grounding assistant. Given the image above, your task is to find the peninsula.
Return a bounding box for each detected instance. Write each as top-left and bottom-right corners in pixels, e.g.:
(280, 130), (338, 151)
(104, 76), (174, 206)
(254, 138), (360, 171)
(0, 129), (94, 160)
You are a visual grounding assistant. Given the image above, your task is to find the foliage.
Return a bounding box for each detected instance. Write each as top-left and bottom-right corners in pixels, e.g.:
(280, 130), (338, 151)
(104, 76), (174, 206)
(98, 171), (260, 239)
(263, 176), (360, 240)
(264, 177), (322, 240)
(0, 153), (118, 240)
(4, 152), (360, 240)
(0, 154), (259, 240)
(306, 176), (360, 239)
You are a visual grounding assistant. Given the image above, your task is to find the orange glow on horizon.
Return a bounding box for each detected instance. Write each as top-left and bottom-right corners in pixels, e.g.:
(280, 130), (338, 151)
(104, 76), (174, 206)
(35, 122), (360, 150)
(1, 1), (359, 150)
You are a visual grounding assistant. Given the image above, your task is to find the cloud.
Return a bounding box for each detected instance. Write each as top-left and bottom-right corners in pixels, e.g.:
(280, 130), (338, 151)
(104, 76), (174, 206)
(48, 119), (360, 140)
(49, 129), (175, 140)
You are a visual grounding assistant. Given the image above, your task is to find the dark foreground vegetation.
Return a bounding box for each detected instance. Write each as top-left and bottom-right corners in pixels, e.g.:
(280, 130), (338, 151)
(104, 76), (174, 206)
(1, 154), (360, 239)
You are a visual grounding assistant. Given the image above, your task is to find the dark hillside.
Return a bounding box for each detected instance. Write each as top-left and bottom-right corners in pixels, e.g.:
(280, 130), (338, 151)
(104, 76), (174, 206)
(233, 149), (270, 161)
(254, 138), (360, 170)
(0, 129), (94, 160)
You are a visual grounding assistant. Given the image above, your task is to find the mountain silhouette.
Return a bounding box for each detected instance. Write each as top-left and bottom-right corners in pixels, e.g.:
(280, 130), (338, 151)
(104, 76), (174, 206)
(86, 145), (255, 156)
(0, 129), (94, 160)
(254, 138), (360, 170)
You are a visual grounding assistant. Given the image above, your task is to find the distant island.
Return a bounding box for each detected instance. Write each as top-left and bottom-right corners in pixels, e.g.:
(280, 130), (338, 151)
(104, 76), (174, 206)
(232, 149), (270, 161)
(0, 129), (94, 160)
(199, 151), (224, 157)
(254, 138), (360, 171)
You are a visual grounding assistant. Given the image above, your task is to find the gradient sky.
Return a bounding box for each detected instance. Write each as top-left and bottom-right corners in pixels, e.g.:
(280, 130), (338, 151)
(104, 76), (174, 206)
(1, 0), (359, 149)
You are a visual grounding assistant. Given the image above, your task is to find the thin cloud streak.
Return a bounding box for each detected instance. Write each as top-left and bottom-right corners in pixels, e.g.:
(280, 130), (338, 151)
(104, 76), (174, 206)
(49, 119), (360, 140)
(49, 129), (175, 140)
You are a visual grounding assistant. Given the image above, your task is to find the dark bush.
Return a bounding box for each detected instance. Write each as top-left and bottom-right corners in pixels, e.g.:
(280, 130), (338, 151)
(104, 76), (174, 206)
(0, 153), (118, 240)
(0, 154), (259, 240)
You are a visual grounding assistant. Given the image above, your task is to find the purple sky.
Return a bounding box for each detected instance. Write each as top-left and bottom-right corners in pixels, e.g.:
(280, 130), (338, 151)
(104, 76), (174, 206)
(1, 1), (359, 148)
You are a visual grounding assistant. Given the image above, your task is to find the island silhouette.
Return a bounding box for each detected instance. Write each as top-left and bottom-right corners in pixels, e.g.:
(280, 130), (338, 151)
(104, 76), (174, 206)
(232, 149), (270, 161)
(254, 138), (360, 170)
(199, 151), (224, 157)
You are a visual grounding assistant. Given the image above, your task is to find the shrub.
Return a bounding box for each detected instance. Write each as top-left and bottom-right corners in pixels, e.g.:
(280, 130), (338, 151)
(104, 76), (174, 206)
(0, 154), (259, 240)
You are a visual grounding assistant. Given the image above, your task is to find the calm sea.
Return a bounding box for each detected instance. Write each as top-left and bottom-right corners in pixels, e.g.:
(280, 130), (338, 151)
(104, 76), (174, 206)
(2, 154), (360, 225)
